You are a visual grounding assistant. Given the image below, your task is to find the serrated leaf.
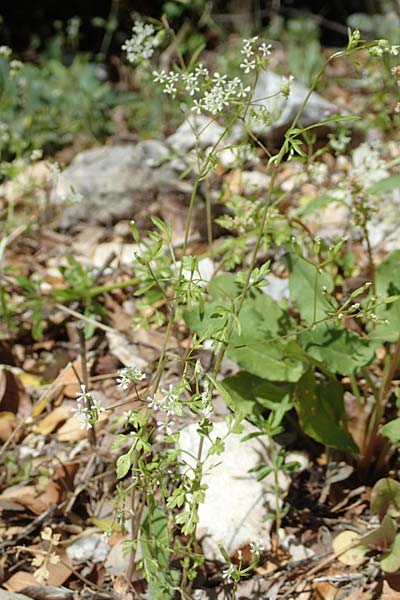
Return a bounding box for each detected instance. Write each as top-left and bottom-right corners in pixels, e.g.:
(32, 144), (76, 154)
(372, 251), (400, 343)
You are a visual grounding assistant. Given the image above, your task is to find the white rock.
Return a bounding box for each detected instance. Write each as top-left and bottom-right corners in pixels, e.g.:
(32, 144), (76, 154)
(167, 114), (243, 154)
(91, 242), (137, 269)
(55, 141), (190, 228)
(249, 70), (340, 135)
(261, 275), (290, 301)
(66, 533), (110, 563)
(178, 420), (291, 561)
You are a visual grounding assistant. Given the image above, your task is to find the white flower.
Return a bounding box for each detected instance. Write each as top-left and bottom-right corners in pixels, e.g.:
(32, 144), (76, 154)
(240, 58), (256, 73)
(30, 149), (43, 161)
(259, 42), (272, 58)
(116, 367), (146, 390)
(0, 45), (11, 58)
(152, 69), (167, 83)
(122, 21), (159, 65)
(72, 385), (105, 430)
(194, 63), (209, 78)
(222, 563), (235, 582)
(164, 83), (177, 96)
(249, 540), (264, 558)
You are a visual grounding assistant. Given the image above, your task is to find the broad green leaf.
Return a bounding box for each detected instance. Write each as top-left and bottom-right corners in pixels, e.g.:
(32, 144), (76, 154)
(287, 253), (335, 324)
(360, 514), (397, 550)
(300, 322), (375, 375)
(372, 250), (400, 342)
(367, 175), (400, 195)
(221, 371), (293, 417)
(381, 533), (400, 573)
(371, 478), (400, 520)
(381, 418), (400, 444)
(228, 338), (307, 382)
(185, 274), (307, 382)
(294, 369), (358, 451)
(296, 195), (341, 216)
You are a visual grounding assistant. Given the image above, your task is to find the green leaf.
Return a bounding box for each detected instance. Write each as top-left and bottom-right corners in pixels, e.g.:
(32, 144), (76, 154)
(367, 175), (400, 195)
(381, 418), (400, 444)
(287, 253), (335, 324)
(372, 250), (400, 342)
(299, 322), (375, 375)
(294, 369), (358, 451)
(296, 195), (340, 216)
(116, 447), (134, 479)
(221, 371), (293, 417)
(381, 533), (400, 573)
(371, 478), (400, 520)
(185, 275), (307, 382)
(360, 514), (396, 550)
(140, 506), (178, 599)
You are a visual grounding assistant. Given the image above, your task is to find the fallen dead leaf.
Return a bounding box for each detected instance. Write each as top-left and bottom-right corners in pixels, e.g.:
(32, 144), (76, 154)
(0, 481), (60, 515)
(0, 411), (17, 442)
(0, 366), (31, 416)
(34, 405), (73, 435)
(32, 360), (82, 417)
(332, 531), (367, 566)
(4, 571), (38, 592)
(382, 576), (400, 599)
(57, 408), (108, 443)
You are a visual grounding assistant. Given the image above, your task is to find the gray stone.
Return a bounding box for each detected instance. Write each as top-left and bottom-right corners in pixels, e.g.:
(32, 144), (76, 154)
(0, 591), (32, 600)
(55, 141), (190, 228)
(249, 70), (341, 135)
(167, 114), (243, 154)
(178, 420), (292, 561)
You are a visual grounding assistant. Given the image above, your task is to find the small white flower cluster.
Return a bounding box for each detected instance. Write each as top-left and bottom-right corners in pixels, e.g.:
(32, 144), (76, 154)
(369, 39), (400, 57)
(153, 65), (251, 114)
(60, 186), (84, 206)
(0, 45), (11, 58)
(199, 380), (214, 419)
(249, 539), (265, 558)
(9, 59), (23, 78)
(30, 149), (43, 161)
(222, 562), (236, 582)
(116, 366), (146, 390)
(240, 36), (271, 73)
(72, 384), (105, 430)
(122, 21), (159, 65)
(47, 161), (61, 184)
(147, 384), (184, 437)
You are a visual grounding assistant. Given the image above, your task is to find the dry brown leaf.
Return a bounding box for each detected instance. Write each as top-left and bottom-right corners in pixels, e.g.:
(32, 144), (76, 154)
(0, 366), (31, 416)
(332, 531), (367, 566)
(3, 571), (38, 592)
(0, 411), (17, 442)
(382, 576), (400, 599)
(0, 481), (60, 515)
(34, 405), (73, 435)
(313, 582), (339, 600)
(56, 410), (108, 443)
(32, 360), (82, 418)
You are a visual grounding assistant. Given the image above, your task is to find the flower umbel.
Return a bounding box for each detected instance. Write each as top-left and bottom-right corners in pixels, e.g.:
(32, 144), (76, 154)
(116, 367), (146, 390)
(72, 384), (105, 430)
(122, 21), (160, 65)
